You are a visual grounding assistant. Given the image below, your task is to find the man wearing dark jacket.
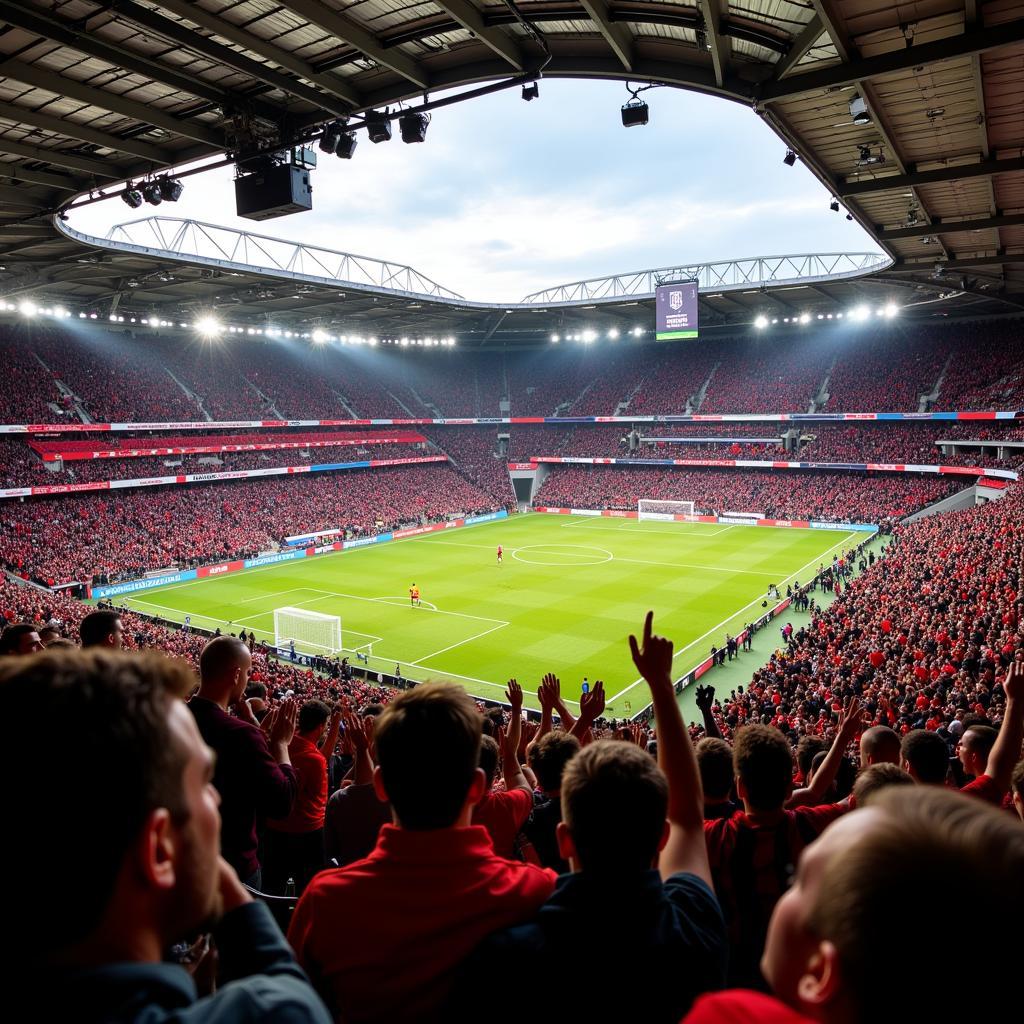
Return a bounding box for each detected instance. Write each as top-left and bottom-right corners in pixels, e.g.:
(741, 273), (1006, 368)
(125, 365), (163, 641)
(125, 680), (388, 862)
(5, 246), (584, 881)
(189, 635), (298, 888)
(0, 648), (330, 1024)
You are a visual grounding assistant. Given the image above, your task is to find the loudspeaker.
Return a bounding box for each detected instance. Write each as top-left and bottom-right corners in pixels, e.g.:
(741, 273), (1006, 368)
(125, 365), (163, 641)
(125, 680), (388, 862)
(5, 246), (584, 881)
(235, 164), (312, 221)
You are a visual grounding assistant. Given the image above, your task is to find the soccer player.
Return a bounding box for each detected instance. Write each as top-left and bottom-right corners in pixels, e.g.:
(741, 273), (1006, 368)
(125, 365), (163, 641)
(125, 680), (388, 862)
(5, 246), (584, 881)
(409, 583), (421, 607)
(497, 544), (503, 565)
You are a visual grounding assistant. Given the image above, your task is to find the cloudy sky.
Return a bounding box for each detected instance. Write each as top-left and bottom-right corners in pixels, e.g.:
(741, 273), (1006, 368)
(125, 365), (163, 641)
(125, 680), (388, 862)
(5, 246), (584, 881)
(69, 79), (878, 302)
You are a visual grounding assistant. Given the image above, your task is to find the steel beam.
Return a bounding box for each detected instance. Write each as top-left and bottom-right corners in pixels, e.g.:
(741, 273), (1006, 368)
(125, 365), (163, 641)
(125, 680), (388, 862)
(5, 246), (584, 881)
(772, 15), (823, 80)
(702, 0), (728, 88)
(0, 99), (170, 163)
(0, 56), (221, 147)
(579, 0), (634, 72)
(760, 17), (1024, 102)
(0, 137), (123, 179)
(0, 1), (284, 123)
(840, 156), (1024, 198)
(107, 0), (336, 116)
(277, 0), (429, 88)
(879, 212), (1024, 240)
(154, 0), (361, 111)
(0, 162), (80, 191)
(890, 253), (1016, 271)
(430, 0), (525, 69)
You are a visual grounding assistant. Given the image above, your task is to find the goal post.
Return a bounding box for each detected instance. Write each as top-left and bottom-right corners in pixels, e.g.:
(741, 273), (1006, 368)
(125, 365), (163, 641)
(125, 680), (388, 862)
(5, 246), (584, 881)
(638, 499), (696, 522)
(273, 606), (342, 656)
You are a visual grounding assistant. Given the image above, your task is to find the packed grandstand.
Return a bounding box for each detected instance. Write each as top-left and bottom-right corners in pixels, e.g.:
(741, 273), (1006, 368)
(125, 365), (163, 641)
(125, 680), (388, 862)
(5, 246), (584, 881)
(4, 0), (1024, 1019)
(3, 306), (1024, 1024)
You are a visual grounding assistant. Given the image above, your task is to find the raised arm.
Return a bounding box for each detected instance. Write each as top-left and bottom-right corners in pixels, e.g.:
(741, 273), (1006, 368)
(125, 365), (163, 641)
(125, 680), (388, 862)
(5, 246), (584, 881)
(694, 684), (723, 740)
(629, 611), (710, 886)
(569, 681), (605, 744)
(787, 698), (864, 808)
(985, 661), (1024, 793)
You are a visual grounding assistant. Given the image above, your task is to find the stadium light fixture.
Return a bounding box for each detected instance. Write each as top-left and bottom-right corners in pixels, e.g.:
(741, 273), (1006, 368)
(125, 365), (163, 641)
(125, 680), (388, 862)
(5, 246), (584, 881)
(18, 300), (37, 317)
(142, 181), (163, 206)
(399, 111), (430, 144)
(829, 198), (840, 213)
(607, 328), (620, 339)
(312, 329), (328, 343)
(783, 149), (797, 166)
(798, 313), (811, 325)
(850, 305), (871, 321)
(550, 333), (560, 343)
(319, 121), (343, 153)
(336, 132), (358, 159)
(122, 185), (143, 209)
(883, 303), (898, 318)
(754, 315), (769, 329)
(581, 329), (597, 343)
(366, 110), (393, 144)
(621, 98), (649, 127)
(631, 327), (643, 337)
(195, 315), (222, 337)
(522, 82), (539, 102)
(157, 176), (184, 202)
(849, 94), (871, 126)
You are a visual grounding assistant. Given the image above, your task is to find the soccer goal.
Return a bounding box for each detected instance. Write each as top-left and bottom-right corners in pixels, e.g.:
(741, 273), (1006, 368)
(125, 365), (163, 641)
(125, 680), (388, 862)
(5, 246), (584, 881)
(638, 499), (696, 522)
(273, 606), (342, 656)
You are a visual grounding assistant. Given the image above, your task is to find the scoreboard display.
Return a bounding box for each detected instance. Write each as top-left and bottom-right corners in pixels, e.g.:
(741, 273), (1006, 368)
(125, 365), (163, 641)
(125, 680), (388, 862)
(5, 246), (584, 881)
(655, 281), (699, 340)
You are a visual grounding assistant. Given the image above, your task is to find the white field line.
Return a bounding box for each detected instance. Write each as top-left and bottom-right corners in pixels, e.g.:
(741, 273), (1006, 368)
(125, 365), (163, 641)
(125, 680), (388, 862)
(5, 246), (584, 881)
(411, 621), (510, 666)
(238, 587), (308, 604)
(611, 531), (860, 707)
(121, 516), (511, 597)
(430, 538), (780, 578)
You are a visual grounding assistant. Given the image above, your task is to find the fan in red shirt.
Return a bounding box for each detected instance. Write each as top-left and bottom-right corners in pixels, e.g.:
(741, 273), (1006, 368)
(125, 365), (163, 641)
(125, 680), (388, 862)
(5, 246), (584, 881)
(288, 683), (556, 1023)
(703, 701), (864, 988)
(684, 788), (1023, 1024)
(472, 679), (534, 857)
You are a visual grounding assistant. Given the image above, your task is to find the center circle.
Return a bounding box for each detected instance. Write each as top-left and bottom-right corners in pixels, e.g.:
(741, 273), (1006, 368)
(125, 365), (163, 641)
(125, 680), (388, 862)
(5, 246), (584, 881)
(511, 544), (613, 567)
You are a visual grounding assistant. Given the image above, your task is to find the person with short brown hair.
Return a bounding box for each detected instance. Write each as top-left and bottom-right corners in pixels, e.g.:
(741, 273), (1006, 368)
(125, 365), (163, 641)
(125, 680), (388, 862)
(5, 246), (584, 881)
(696, 737), (736, 820)
(452, 613), (727, 1024)
(704, 706), (864, 988)
(851, 762), (914, 806)
(288, 683), (556, 1022)
(0, 649), (330, 1024)
(687, 788), (1024, 1024)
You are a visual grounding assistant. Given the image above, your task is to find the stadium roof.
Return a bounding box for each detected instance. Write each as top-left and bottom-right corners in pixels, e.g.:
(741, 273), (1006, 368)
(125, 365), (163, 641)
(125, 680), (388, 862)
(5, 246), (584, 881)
(1, 0), (1023, 336)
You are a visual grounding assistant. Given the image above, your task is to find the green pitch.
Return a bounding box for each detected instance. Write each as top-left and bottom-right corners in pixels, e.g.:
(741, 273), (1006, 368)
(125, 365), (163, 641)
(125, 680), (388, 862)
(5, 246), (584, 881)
(116, 513), (861, 713)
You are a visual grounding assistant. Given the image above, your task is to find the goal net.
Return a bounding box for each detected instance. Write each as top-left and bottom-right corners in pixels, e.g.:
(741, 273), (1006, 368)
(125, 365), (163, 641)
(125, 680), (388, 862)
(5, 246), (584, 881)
(638, 499), (696, 522)
(274, 606), (342, 656)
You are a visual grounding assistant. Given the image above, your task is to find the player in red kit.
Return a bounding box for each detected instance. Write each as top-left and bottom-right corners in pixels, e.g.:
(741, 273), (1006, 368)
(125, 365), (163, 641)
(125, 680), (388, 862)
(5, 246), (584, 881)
(497, 545), (503, 565)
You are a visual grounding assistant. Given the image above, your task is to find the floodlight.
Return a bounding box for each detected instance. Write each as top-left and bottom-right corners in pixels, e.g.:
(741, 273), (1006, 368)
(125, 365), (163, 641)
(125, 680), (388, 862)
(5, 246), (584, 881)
(312, 329), (328, 343)
(581, 329), (597, 343)
(142, 181), (162, 205)
(621, 99), (649, 127)
(829, 198), (840, 212)
(18, 301), (37, 317)
(783, 149), (797, 166)
(521, 82), (539, 102)
(850, 305), (870, 321)
(799, 313), (811, 325)
(195, 315), (222, 336)
(319, 121), (343, 153)
(336, 132), (357, 159)
(754, 315), (769, 329)
(550, 333), (560, 343)
(883, 303), (898, 318)
(366, 110), (392, 143)
(849, 94), (871, 126)
(157, 177), (184, 202)
(399, 111), (430, 144)
(608, 328), (619, 339)
(122, 186), (143, 209)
